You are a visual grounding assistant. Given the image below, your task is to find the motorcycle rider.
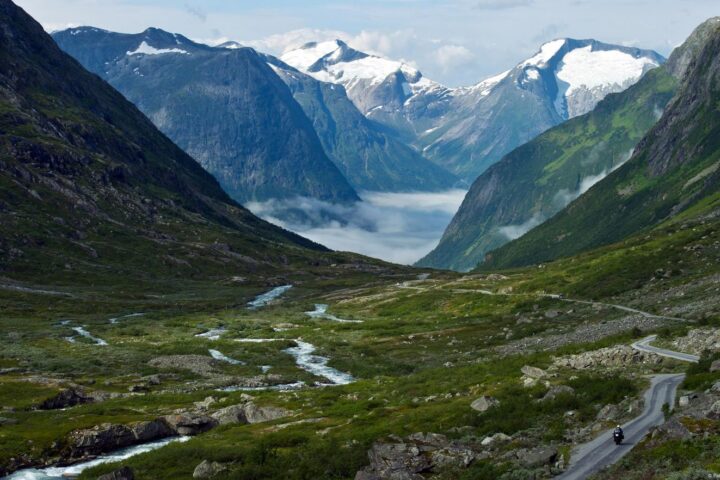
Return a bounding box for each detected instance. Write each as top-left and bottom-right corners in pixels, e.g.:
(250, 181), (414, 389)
(613, 425), (624, 444)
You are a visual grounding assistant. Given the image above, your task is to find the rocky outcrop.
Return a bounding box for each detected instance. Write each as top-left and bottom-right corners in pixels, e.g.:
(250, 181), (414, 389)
(552, 345), (661, 370)
(37, 389), (92, 410)
(193, 460), (227, 479)
(670, 328), (720, 356)
(470, 396), (499, 413)
(354, 433), (480, 480)
(66, 419), (175, 460)
(97, 466), (135, 480)
(211, 402), (291, 425)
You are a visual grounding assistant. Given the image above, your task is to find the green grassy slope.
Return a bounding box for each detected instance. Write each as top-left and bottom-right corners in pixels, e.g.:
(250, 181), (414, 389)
(483, 21), (720, 270)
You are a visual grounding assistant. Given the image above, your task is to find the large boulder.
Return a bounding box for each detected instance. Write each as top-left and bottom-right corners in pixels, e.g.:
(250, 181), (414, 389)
(244, 402), (292, 424)
(97, 467), (134, 480)
(470, 396), (499, 413)
(211, 402), (291, 425)
(163, 413), (218, 436)
(193, 460), (227, 479)
(131, 419), (175, 442)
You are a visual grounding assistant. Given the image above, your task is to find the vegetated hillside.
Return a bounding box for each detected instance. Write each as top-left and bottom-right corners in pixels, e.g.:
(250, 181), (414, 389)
(265, 55), (459, 192)
(0, 0), (372, 289)
(52, 27), (359, 204)
(483, 19), (720, 269)
(416, 18), (720, 272)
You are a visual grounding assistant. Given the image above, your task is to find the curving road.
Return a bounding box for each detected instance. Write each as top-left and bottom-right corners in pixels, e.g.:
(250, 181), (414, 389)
(632, 335), (699, 363)
(558, 373), (685, 479)
(558, 333), (698, 479)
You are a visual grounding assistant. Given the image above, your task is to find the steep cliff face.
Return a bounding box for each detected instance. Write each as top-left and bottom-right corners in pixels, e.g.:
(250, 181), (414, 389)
(483, 20), (720, 269)
(0, 1), (330, 284)
(53, 28), (359, 205)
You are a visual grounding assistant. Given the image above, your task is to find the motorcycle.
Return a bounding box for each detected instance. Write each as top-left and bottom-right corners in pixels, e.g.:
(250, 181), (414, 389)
(613, 430), (624, 445)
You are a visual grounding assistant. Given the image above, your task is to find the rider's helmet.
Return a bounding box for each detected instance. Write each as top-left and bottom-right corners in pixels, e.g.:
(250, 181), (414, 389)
(616, 425), (621, 428)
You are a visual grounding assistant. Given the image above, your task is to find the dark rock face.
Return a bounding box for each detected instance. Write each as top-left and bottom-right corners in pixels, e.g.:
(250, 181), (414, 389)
(37, 389), (91, 410)
(65, 418), (177, 460)
(53, 28), (359, 205)
(355, 433), (479, 480)
(0, 0), (325, 283)
(513, 446), (558, 468)
(97, 466), (135, 480)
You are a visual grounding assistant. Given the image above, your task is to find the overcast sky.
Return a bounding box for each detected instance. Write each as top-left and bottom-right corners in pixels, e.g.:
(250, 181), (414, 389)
(16, 0), (720, 86)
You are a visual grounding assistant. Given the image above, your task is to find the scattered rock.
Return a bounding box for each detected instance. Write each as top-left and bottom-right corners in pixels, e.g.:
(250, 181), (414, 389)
(163, 413), (217, 436)
(521, 366), (547, 379)
(37, 389), (91, 410)
(97, 466), (134, 480)
(706, 400), (720, 420)
(541, 385), (575, 402)
(481, 433), (511, 447)
(470, 396), (499, 413)
(679, 395), (691, 407)
(211, 402), (291, 425)
(514, 446), (558, 468)
(354, 432), (481, 480)
(711, 360), (720, 373)
(193, 460), (227, 479)
(596, 404), (621, 421)
(544, 310), (560, 319)
(671, 328), (720, 356)
(148, 355), (218, 377)
(552, 345), (661, 370)
(194, 396), (218, 411)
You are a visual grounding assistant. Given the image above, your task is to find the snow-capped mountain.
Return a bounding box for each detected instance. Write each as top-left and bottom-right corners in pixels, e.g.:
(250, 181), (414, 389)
(282, 38), (664, 180)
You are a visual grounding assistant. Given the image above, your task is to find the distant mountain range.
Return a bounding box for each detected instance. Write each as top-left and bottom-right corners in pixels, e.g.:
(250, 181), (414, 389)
(282, 39), (664, 181)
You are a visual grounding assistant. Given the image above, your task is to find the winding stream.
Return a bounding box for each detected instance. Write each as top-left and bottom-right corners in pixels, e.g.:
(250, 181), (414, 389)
(71, 326), (108, 346)
(284, 340), (354, 385)
(195, 327), (227, 341)
(247, 285), (292, 309)
(305, 304), (362, 323)
(5, 437), (190, 480)
(109, 313), (144, 324)
(208, 349), (245, 365)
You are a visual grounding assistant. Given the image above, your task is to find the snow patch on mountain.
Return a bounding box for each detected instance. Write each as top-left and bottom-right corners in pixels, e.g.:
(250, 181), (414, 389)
(521, 39), (566, 67)
(557, 47), (657, 94)
(127, 41), (189, 56)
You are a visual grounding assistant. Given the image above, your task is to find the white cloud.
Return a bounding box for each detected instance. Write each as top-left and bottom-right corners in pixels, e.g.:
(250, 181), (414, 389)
(432, 44), (475, 72)
(497, 214), (544, 240)
(246, 190), (467, 265)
